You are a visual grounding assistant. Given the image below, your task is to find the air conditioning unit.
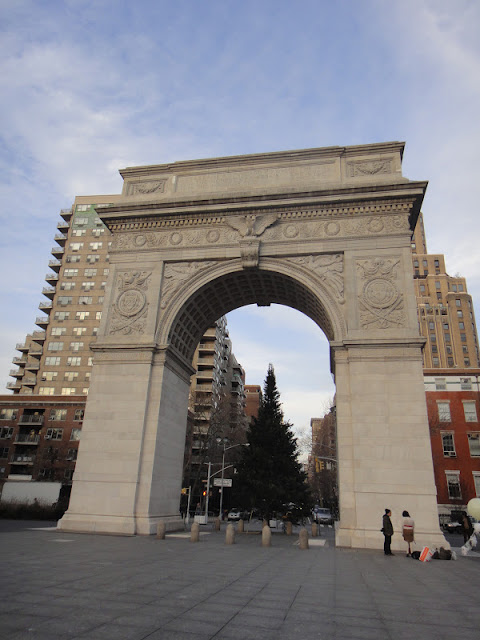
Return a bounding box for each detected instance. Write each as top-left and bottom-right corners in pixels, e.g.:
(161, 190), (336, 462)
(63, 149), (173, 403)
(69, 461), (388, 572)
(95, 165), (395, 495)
(45, 435), (51, 440)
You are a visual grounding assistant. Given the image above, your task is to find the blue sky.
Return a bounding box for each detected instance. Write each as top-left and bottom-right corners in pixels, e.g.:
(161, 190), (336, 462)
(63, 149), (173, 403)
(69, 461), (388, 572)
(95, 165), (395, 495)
(1, 0), (480, 437)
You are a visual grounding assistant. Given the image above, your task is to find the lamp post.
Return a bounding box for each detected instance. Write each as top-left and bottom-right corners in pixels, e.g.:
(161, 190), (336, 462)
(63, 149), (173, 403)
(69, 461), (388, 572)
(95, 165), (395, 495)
(217, 440), (249, 518)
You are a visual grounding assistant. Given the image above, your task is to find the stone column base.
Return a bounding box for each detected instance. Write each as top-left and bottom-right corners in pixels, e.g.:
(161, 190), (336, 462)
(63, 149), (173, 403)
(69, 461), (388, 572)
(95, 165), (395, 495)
(57, 512), (184, 536)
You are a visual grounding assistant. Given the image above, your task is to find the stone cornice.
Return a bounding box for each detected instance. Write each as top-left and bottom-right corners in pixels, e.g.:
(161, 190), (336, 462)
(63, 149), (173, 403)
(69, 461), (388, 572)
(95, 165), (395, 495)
(98, 181), (427, 233)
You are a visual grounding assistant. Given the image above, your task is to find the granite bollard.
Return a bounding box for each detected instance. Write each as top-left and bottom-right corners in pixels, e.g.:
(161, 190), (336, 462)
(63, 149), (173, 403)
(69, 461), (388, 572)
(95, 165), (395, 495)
(190, 522), (200, 543)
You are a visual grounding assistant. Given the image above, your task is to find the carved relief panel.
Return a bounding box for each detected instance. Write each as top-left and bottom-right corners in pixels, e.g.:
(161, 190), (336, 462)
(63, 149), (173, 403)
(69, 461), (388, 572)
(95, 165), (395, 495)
(108, 270), (152, 335)
(355, 257), (406, 329)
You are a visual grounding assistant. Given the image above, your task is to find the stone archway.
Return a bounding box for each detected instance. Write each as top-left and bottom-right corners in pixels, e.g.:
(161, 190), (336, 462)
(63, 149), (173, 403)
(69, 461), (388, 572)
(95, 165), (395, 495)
(58, 142), (447, 550)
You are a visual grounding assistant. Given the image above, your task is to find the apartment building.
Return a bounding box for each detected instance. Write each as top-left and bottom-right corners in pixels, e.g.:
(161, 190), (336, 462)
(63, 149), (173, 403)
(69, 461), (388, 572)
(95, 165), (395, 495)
(424, 370), (480, 520)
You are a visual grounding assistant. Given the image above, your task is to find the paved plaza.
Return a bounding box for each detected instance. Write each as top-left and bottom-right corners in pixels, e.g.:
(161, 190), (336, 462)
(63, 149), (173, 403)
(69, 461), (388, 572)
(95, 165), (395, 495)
(0, 519), (479, 640)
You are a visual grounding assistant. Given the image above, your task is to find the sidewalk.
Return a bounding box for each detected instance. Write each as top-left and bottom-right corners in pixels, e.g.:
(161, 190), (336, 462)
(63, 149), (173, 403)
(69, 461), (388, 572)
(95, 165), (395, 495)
(0, 519), (479, 640)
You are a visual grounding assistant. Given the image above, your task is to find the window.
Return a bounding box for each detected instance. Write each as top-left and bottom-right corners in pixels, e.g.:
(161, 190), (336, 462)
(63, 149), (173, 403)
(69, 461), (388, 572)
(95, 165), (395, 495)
(446, 346), (452, 354)
(0, 409), (17, 420)
(445, 472), (462, 499)
(467, 434), (480, 457)
(82, 388), (89, 395)
(61, 388), (76, 396)
(447, 357), (454, 366)
(81, 282), (95, 291)
(456, 299), (461, 307)
(54, 311), (70, 321)
(58, 296), (72, 306)
(458, 311), (463, 318)
(430, 335), (436, 343)
(64, 268), (78, 278)
(66, 255), (81, 263)
(74, 410), (84, 422)
(459, 322), (465, 329)
(64, 372), (78, 382)
(91, 228), (105, 237)
(78, 296), (92, 305)
(463, 402), (477, 422)
(72, 229), (86, 237)
(72, 327), (87, 336)
(66, 448), (78, 461)
(463, 345), (469, 353)
(0, 447), (9, 459)
(461, 378), (472, 390)
(435, 378), (446, 390)
(86, 255), (100, 263)
(89, 242), (103, 251)
(436, 293), (442, 300)
(441, 432), (456, 457)
(76, 204), (89, 212)
(49, 409), (67, 421)
(96, 311), (102, 321)
(435, 281), (441, 290)
(38, 387), (55, 395)
(444, 333), (451, 343)
(87, 357), (93, 366)
(92, 328), (98, 336)
(0, 427), (14, 438)
(75, 215), (89, 223)
(434, 259), (440, 268)
(69, 243), (84, 251)
(84, 268), (97, 277)
(67, 356), (81, 366)
(474, 473), (480, 497)
(51, 327), (66, 337)
(100, 281), (106, 290)
(103, 268), (109, 276)
(431, 345), (438, 353)
(60, 282), (75, 291)
(71, 426), (82, 439)
(428, 321), (434, 330)
(461, 333), (467, 343)
(419, 284), (425, 293)
(85, 371), (91, 380)
(41, 372), (57, 381)
(465, 359), (471, 366)
(64, 469), (74, 481)
(75, 311), (90, 321)
(38, 469), (55, 479)
(48, 342), (64, 351)
(438, 402), (451, 422)
(70, 342), (84, 352)
(458, 284), (464, 292)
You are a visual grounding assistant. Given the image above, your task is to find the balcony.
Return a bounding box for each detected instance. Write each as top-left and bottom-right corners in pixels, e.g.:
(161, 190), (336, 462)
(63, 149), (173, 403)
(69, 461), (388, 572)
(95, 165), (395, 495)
(32, 331), (46, 343)
(22, 377), (36, 387)
(29, 347), (43, 357)
(60, 208), (73, 221)
(11, 454), (36, 465)
(42, 286), (56, 299)
(25, 361), (40, 371)
(45, 272), (59, 283)
(6, 381), (21, 390)
(15, 434), (40, 444)
(35, 316), (49, 328)
(38, 301), (53, 311)
(9, 369), (24, 378)
(12, 356), (27, 365)
(15, 342), (29, 352)
(51, 246), (64, 257)
(18, 414), (44, 426)
(48, 259), (62, 272)
(57, 220), (69, 231)
(54, 233), (67, 246)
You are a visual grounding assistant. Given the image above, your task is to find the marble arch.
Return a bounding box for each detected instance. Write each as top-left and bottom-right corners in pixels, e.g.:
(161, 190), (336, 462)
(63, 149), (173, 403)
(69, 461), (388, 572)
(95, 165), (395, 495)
(59, 142), (448, 550)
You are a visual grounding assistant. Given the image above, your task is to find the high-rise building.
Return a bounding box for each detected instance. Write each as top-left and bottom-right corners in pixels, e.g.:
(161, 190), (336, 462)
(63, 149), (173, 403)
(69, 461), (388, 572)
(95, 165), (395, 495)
(2, 198), (247, 497)
(412, 214), (480, 369)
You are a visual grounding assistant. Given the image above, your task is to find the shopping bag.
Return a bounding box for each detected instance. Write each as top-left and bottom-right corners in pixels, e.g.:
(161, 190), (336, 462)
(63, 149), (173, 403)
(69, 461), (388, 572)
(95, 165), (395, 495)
(419, 546), (433, 562)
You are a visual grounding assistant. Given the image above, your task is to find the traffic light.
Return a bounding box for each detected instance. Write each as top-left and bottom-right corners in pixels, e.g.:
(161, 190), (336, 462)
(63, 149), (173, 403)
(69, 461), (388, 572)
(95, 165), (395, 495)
(315, 458), (324, 472)
(202, 490), (207, 496)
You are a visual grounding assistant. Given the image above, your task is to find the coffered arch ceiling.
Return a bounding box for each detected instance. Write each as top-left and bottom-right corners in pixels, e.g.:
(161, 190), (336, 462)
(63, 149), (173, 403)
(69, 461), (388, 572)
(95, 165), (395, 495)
(166, 267), (337, 365)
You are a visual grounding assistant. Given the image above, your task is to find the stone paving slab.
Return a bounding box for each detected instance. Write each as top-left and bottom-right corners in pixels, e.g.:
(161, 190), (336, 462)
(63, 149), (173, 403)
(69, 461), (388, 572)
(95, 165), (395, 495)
(0, 520), (479, 640)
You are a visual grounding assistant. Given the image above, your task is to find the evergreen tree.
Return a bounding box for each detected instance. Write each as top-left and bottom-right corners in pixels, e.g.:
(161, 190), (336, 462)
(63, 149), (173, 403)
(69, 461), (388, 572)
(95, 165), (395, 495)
(236, 364), (311, 520)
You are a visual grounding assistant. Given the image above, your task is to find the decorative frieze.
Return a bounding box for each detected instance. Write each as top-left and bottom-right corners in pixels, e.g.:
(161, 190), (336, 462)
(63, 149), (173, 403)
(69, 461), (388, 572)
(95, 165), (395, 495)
(346, 158), (393, 177)
(125, 179), (167, 196)
(109, 271), (152, 335)
(356, 257), (405, 329)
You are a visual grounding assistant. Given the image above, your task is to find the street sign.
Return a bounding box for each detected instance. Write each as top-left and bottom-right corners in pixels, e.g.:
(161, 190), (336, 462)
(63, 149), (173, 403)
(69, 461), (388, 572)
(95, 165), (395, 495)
(213, 478), (232, 487)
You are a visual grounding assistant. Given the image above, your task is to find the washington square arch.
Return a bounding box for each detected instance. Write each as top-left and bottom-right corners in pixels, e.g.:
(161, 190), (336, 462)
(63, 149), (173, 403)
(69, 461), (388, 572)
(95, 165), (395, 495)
(58, 141), (448, 550)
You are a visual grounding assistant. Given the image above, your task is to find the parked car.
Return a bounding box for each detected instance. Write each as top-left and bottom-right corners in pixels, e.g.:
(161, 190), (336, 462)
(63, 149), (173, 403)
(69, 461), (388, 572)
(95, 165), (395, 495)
(313, 506), (334, 525)
(443, 511), (477, 534)
(227, 508), (242, 521)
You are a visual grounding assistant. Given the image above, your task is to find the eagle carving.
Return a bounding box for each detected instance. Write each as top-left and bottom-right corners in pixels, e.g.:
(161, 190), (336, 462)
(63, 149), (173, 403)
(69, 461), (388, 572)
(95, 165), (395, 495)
(224, 213), (278, 238)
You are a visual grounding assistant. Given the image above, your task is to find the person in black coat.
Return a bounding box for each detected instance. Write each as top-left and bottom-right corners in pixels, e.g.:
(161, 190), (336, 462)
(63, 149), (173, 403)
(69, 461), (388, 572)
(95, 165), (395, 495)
(382, 508), (394, 555)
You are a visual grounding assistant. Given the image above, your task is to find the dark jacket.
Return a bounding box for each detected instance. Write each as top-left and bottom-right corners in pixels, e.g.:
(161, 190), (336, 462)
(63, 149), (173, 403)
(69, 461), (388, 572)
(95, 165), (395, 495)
(382, 514), (394, 536)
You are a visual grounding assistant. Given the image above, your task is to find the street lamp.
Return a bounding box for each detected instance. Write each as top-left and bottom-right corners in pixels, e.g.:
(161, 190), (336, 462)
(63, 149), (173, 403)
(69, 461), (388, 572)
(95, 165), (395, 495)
(216, 439), (249, 518)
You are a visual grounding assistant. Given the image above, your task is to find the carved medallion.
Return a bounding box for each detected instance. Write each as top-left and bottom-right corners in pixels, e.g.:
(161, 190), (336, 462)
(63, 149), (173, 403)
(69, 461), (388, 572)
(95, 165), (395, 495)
(356, 258), (405, 329)
(109, 271), (151, 335)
